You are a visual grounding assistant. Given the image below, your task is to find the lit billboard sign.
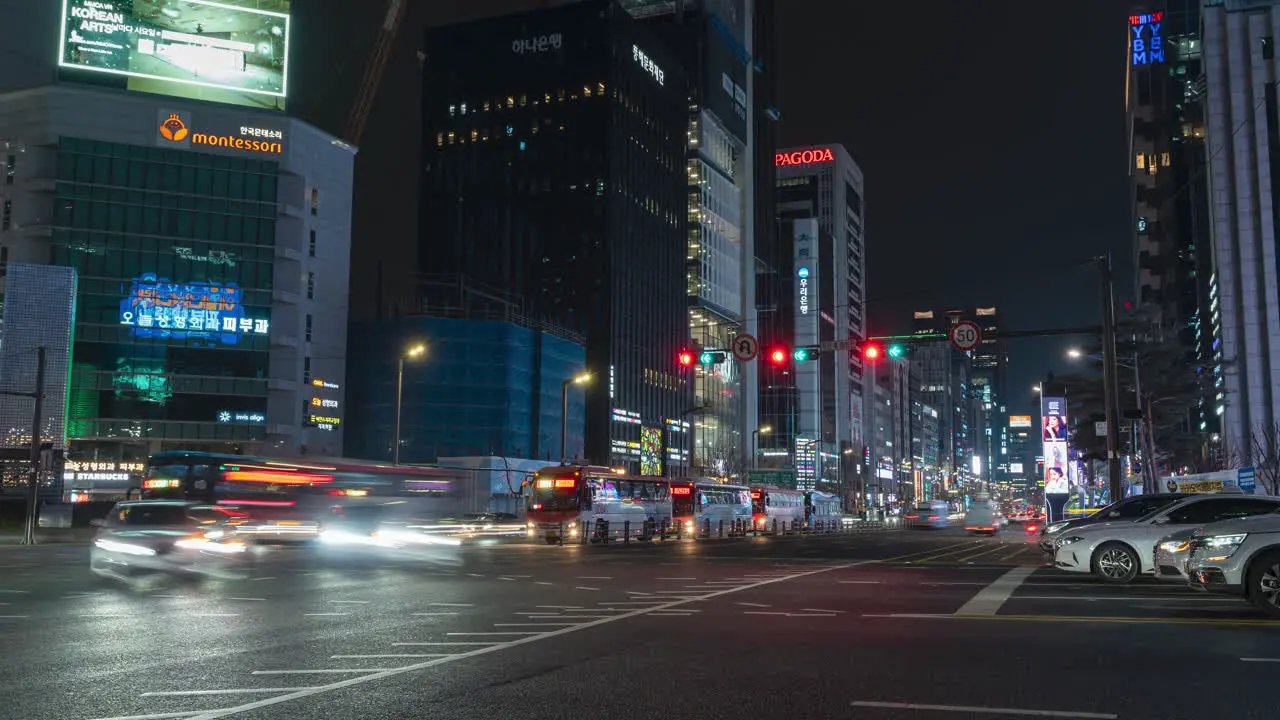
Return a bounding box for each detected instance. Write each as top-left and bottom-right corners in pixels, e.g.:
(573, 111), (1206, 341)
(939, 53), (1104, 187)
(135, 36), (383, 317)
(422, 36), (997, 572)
(1009, 415), (1033, 428)
(217, 410), (265, 423)
(119, 273), (268, 346)
(59, 0), (291, 109)
(1129, 11), (1164, 66)
(776, 148), (834, 167)
(640, 426), (663, 476)
(1041, 396), (1069, 496)
(157, 110), (285, 156)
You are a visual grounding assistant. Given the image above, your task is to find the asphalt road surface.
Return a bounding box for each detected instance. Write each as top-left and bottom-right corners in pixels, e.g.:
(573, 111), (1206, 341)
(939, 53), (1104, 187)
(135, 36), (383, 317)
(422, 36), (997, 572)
(1, 528), (1277, 720)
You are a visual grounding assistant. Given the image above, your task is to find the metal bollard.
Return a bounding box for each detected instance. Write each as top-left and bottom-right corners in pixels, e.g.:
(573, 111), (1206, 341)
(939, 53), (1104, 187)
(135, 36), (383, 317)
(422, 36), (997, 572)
(557, 521), (564, 546)
(718, 520), (724, 538)
(676, 519), (683, 540)
(624, 520), (630, 545)
(703, 518), (711, 538)
(772, 518), (778, 536)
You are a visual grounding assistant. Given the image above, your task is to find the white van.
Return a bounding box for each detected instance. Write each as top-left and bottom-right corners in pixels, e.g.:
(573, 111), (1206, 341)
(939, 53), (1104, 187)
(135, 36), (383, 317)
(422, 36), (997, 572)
(964, 499), (1003, 534)
(906, 501), (950, 529)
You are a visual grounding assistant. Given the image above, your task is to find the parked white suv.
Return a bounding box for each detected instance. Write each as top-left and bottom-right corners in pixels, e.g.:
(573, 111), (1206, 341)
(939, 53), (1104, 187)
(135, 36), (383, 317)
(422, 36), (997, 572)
(1187, 512), (1280, 617)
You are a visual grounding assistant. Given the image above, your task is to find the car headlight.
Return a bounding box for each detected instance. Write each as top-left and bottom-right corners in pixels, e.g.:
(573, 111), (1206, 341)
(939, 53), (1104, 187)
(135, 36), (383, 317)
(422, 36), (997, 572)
(1158, 539), (1190, 554)
(1044, 522), (1070, 535)
(1055, 535), (1085, 548)
(1202, 533), (1247, 560)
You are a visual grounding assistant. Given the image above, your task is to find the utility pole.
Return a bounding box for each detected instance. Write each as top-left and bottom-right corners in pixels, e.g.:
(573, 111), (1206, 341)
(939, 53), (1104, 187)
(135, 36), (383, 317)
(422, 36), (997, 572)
(0, 348), (48, 545)
(1097, 256), (1124, 501)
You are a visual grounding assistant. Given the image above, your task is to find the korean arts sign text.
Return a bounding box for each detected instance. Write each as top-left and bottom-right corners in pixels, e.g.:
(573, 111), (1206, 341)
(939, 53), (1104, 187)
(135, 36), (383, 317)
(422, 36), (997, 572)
(633, 44), (664, 86)
(1130, 11), (1164, 66)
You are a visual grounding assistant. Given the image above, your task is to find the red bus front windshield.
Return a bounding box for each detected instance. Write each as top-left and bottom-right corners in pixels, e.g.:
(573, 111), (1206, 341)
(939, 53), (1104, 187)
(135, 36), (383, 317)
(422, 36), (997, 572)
(671, 484), (695, 516)
(530, 475), (580, 512)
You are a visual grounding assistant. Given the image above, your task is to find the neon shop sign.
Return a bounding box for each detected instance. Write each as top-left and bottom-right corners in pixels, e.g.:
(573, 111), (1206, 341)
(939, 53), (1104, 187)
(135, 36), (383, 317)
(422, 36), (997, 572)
(1130, 11), (1164, 66)
(797, 267), (810, 315)
(776, 148), (834, 167)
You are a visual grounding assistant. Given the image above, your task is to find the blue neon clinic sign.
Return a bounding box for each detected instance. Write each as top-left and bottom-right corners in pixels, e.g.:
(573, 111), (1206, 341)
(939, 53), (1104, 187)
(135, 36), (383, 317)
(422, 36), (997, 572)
(119, 273), (268, 346)
(1130, 12), (1164, 67)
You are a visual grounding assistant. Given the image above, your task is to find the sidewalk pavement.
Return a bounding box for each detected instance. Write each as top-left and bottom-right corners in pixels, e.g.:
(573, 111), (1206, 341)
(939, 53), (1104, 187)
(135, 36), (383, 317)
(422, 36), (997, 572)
(0, 527), (95, 547)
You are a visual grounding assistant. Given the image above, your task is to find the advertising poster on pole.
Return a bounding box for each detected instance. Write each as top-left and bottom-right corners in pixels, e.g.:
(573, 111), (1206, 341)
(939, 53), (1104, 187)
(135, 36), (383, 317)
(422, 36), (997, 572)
(1042, 395), (1070, 522)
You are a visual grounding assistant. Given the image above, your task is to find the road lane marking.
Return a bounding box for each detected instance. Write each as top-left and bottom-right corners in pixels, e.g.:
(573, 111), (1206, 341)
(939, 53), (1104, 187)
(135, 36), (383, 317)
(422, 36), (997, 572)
(574, 586), (600, 591)
(304, 613), (349, 617)
(87, 707), (208, 712)
(655, 577), (697, 580)
(498, 577), (516, 581)
(863, 613), (1280, 626)
(330, 600), (370, 604)
(648, 611), (697, 616)
(186, 560), (867, 719)
(524, 614), (613, 619)
(411, 612), (458, 616)
(190, 613), (240, 618)
(253, 669), (391, 675)
(598, 600), (665, 605)
(577, 576), (612, 580)
(954, 567), (1036, 615)
(250, 577), (276, 582)
(836, 580), (882, 584)
(429, 603), (472, 607)
(227, 597), (266, 602)
(1240, 657), (1280, 662)
(850, 700), (1117, 719)
(392, 642), (498, 646)
(143, 689), (323, 697)
(744, 611), (837, 618)
(88, 707), (207, 712)
(535, 605), (582, 609)
(0, 615), (30, 618)
(1010, 596), (1238, 603)
(875, 540), (984, 563)
(563, 608), (627, 612)
(802, 608), (845, 614)
(0, 589), (30, 594)
(736, 602), (770, 607)
(951, 543), (1028, 563)
(534, 581), (553, 586)
(332, 654), (451, 659)
(446, 631), (544, 635)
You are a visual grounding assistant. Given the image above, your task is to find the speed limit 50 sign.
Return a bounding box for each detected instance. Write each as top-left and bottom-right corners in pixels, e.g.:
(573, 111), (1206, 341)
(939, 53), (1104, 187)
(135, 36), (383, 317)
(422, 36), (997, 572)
(949, 321), (982, 352)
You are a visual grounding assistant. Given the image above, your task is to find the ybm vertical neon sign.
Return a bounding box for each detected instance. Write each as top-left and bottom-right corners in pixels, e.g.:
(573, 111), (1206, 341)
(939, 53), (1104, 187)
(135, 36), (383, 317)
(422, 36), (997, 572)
(1130, 11), (1164, 67)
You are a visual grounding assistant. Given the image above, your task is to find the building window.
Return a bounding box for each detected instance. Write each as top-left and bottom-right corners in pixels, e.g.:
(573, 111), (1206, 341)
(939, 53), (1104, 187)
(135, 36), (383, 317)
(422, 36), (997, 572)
(4, 154), (13, 185)
(1, 199), (10, 230)
(304, 356), (312, 383)
(1265, 37), (1275, 60)
(309, 229), (316, 257)
(310, 188), (318, 216)
(307, 271), (315, 299)
(1135, 153), (1145, 170)
(305, 314), (313, 342)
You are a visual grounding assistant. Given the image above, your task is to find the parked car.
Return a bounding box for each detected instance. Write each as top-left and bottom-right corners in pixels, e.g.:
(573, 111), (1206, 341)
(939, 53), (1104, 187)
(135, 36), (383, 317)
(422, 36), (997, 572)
(1052, 490), (1280, 584)
(1153, 527), (1201, 583)
(1039, 493), (1191, 554)
(1187, 511), (1280, 617)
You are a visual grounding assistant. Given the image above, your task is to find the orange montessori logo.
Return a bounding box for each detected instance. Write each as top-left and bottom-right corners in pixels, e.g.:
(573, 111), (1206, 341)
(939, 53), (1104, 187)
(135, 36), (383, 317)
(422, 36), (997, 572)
(159, 114), (189, 142)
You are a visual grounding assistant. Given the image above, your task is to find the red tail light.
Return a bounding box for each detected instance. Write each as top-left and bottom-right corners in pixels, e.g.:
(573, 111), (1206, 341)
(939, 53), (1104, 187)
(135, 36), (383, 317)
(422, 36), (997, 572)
(905, 515), (918, 519)
(1026, 524), (1038, 532)
(928, 516), (939, 520)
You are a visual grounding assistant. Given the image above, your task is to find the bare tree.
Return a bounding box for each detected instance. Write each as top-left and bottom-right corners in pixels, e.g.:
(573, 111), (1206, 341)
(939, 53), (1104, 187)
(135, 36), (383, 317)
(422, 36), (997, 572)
(697, 440), (747, 481)
(1236, 423), (1280, 495)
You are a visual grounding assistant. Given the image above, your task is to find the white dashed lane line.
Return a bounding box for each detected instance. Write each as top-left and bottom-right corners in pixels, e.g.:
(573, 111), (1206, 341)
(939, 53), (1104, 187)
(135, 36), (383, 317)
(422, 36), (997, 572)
(182, 561), (866, 720)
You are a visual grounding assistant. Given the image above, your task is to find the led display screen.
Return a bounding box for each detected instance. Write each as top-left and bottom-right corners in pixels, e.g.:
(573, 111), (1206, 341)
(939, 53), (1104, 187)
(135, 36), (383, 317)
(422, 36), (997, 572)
(640, 426), (663, 476)
(119, 273), (268, 346)
(59, 0), (290, 110)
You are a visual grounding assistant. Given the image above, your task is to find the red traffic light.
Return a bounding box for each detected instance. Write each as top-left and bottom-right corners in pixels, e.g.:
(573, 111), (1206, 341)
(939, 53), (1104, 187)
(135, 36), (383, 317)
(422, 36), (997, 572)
(768, 348), (788, 365)
(864, 345), (881, 360)
(678, 350), (694, 367)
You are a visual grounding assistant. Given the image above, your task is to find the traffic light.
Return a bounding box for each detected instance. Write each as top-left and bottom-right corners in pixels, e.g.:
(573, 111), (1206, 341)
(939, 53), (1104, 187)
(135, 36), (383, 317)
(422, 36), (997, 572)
(768, 347), (789, 366)
(862, 344), (881, 360)
(698, 350), (728, 365)
(678, 350), (695, 368)
(887, 343), (906, 359)
(793, 345), (819, 362)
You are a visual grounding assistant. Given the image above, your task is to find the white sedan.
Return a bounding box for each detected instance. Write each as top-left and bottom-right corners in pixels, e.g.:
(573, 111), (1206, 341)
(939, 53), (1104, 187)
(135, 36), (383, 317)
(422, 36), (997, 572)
(1052, 491), (1280, 584)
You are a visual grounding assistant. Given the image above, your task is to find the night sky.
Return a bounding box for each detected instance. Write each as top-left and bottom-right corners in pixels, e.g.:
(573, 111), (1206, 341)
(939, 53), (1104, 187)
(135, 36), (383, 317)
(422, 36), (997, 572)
(292, 0), (1133, 417)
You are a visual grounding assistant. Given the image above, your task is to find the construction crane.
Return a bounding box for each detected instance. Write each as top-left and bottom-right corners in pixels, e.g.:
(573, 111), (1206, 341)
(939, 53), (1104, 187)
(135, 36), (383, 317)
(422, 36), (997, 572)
(344, 0), (408, 146)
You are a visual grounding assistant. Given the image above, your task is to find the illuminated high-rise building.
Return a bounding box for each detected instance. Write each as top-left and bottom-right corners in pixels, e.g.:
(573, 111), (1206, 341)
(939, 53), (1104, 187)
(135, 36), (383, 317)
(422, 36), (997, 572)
(419, 1), (691, 473)
(0, 1), (354, 498)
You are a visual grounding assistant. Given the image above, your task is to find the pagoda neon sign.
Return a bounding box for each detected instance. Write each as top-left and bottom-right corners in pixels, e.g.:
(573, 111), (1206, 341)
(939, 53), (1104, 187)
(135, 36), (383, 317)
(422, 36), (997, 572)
(776, 148), (834, 167)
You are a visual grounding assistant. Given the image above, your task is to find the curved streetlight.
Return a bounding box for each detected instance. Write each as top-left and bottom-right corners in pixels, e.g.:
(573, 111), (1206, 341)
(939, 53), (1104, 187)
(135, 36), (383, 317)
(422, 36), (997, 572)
(561, 372), (592, 463)
(393, 344), (426, 465)
(751, 425), (773, 469)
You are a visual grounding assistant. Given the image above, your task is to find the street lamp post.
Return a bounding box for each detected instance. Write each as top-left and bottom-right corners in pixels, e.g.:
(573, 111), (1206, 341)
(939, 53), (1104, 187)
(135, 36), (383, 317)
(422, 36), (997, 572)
(751, 425), (773, 469)
(561, 372), (592, 463)
(393, 344), (426, 466)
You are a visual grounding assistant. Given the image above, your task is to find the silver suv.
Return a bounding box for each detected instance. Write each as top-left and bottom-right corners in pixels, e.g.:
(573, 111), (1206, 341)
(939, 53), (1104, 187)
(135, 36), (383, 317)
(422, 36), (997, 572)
(1186, 511), (1280, 617)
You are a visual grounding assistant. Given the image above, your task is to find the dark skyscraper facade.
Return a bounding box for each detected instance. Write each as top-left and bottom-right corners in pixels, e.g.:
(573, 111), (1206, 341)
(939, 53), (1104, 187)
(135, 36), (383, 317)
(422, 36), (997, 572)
(420, 1), (690, 471)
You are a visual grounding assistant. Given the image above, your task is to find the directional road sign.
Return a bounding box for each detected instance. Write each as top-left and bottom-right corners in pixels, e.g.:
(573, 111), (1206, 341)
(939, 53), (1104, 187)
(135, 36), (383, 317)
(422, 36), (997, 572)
(732, 333), (759, 361)
(949, 321), (982, 352)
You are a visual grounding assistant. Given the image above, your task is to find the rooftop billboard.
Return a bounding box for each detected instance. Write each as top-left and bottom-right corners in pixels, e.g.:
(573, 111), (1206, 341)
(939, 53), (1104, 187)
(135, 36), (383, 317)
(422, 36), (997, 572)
(59, 0), (290, 110)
